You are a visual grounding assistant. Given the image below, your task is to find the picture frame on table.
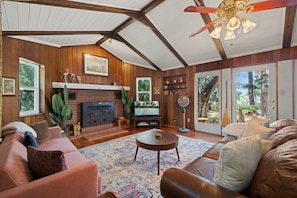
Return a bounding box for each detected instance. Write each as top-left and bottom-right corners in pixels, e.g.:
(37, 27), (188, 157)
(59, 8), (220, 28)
(83, 53), (109, 76)
(2, 77), (15, 96)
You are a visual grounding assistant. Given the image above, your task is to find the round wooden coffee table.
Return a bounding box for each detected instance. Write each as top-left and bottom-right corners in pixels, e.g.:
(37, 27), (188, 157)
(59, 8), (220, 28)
(133, 130), (180, 175)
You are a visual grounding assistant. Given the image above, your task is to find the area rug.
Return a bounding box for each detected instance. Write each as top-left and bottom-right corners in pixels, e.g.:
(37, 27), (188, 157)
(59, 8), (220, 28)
(79, 129), (214, 198)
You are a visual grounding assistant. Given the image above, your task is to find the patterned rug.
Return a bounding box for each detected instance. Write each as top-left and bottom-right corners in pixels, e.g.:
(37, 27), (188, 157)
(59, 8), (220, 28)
(79, 129), (214, 198)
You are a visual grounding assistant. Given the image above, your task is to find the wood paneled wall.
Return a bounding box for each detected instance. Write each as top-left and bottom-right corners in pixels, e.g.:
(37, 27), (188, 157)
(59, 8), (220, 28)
(2, 37), (163, 126)
(2, 36), (297, 129)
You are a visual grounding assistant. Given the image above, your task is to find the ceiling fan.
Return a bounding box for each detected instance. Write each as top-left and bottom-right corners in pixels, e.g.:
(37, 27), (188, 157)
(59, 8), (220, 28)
(185, 0), (297, 40)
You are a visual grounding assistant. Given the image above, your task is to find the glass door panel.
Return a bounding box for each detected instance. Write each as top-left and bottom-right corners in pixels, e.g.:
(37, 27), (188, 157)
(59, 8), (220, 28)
(232, 63), (276, 123)
(194, 70), (221, 135)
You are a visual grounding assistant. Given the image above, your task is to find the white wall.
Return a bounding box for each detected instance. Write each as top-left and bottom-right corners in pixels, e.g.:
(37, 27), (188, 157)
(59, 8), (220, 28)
(277, 60), (294, 119)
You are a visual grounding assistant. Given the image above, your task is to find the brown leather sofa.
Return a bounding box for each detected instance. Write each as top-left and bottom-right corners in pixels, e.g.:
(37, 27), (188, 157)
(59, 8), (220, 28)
(160, 119), (297, 198)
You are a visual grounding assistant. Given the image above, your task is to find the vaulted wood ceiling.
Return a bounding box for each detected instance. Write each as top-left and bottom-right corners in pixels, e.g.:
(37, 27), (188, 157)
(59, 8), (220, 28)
(2, 0), (297, 71)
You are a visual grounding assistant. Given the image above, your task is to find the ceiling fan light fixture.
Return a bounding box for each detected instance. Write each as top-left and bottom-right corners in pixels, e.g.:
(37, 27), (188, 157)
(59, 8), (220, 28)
(227, 16), (241, 31)
(224, 29), (236, 40)
(241, 18), (256, 33)
(210, 24), (222, 39)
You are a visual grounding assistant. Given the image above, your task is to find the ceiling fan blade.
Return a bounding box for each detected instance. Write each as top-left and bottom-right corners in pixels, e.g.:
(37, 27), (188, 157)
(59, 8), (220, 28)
(248, 0), (297, 12)
(184, 6), (218, 13)
(189, 21), (215, 37)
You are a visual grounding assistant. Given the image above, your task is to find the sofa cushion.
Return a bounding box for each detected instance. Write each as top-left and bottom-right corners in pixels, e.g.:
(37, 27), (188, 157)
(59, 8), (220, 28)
(24, 131), (39, 148)
(27, 146), (67, 179)
(222, 123), (247, 138)
(269, 118), (297, 130)
(241, 118), (275, 140)
(213, 135), (262, 192)
(250, 139), (297, 198)
(39, 137), (77, 153)
(30, 120), (51, 144)
(183, 156), (217, 182)
(268, 125), (297, 148)
(2, 121), (37, 137)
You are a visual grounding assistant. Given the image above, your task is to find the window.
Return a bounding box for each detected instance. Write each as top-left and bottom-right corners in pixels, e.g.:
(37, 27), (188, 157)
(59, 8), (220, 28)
(19, 58), (45, 116)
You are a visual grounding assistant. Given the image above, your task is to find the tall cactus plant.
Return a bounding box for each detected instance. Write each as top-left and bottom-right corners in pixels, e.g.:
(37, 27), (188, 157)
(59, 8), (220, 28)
(49, 85), (72, 131)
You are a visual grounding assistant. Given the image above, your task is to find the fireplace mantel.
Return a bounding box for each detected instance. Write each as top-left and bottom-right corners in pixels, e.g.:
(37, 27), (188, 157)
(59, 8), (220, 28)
(52, 82), (130, 91)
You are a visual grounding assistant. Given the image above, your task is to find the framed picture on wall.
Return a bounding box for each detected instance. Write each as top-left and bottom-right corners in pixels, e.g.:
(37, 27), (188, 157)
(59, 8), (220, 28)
(136, 77), (152, 101)
(2, 77), (15, 96)
(83, 53), (109, 76)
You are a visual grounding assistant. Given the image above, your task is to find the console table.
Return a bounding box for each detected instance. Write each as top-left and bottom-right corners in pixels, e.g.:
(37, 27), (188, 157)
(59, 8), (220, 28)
(132, 115), (161, 129)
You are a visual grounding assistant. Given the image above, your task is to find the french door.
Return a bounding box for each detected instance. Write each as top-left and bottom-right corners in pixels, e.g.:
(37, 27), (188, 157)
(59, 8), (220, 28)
(194, 70), (221, 135)
(232, 63), (277, 123)
(194, 63), (276, 135)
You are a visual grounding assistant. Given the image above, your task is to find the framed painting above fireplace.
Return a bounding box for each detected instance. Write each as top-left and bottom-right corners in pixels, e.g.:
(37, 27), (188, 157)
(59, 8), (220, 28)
(83, 53), (108, 76)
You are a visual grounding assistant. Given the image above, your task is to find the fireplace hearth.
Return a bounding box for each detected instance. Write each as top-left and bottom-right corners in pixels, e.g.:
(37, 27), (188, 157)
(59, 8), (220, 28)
(81, 101), (114, 128)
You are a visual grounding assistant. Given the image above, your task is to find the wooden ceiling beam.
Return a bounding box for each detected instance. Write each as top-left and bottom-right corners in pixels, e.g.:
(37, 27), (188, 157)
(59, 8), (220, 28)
(197, 0), (227, 60)
(283, 6), (296, 48)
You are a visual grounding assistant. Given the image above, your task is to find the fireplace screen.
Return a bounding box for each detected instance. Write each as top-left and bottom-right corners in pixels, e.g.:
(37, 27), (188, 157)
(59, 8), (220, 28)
(81, 101), (114, 128)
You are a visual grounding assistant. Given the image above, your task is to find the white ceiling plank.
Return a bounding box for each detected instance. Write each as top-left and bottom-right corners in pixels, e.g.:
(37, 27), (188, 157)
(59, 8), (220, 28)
(2, 1), (19, 30)
(222, 8), (285, 58)
(147, 0), (222, 67)
(70, 0), (152, 11)
(28, 4), (41, 30)
(17, 2), (30, 29)
(101, 39), (156, 70)
(119, 21), (183, 70)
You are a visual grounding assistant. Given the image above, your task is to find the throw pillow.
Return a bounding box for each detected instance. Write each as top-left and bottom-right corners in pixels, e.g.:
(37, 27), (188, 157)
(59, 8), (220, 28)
(268, 125), (297, 148)
(213, 135), (262, 192)
(269, 118), (297, 130)
(260, 140), (273, 157)
(2, 121), (37, 137)
(24, 131), (39, 148)
(250, 139), (297, 198)
(248, 115), (270, 127)
(1, 126), (17, 138)
(27, 146), (67, 179)
(222, 123), (247, 138)
(241, 118), (275, 140)
(30, 120), (50, 144)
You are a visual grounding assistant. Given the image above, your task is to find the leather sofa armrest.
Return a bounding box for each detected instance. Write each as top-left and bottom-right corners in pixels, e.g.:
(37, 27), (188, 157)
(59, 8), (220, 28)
(160, 168), (248, 198)
(48, 126), (62, 138)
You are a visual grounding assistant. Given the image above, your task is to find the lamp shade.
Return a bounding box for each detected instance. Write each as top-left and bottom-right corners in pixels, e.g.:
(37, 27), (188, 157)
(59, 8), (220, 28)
(227, 16), (241, 30)
(224, 29), (236, 40)
(241, 18), (256, 33)
(210, 24), (222, 39)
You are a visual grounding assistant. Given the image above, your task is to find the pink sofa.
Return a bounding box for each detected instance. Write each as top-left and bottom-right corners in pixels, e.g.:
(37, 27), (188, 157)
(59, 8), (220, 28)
(0, 125), (101, 198)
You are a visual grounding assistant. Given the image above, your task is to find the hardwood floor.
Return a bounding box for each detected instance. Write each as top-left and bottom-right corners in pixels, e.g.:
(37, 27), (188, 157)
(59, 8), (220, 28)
(70, 125), (223, 149)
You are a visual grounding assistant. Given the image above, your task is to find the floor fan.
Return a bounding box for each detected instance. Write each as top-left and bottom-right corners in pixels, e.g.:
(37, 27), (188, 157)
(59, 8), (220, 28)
(177, 95), (190, 133)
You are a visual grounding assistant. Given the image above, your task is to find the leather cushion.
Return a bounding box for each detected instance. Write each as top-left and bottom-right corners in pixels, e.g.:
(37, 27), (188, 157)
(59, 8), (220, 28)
(183, 157), (217, 182)
(250, 139), (297, 198)
(268, 125), (297, 148)
(269, 118), (297, 130)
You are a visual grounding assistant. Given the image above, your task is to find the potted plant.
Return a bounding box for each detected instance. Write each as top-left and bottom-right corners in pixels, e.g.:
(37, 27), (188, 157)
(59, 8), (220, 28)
(121, 87), (133, 121)
(49, 85), (73, 132)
